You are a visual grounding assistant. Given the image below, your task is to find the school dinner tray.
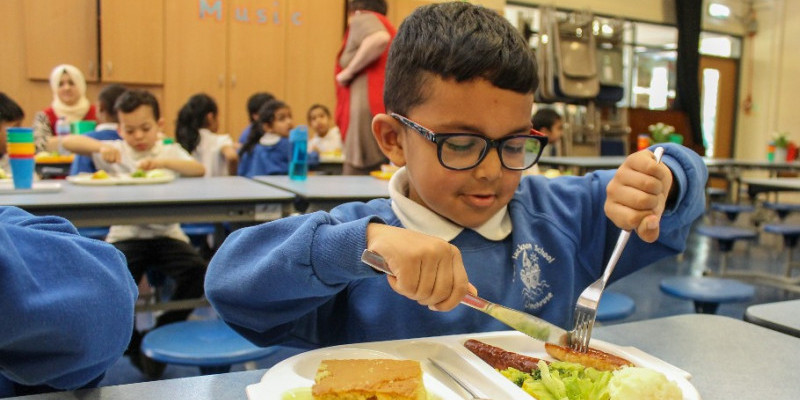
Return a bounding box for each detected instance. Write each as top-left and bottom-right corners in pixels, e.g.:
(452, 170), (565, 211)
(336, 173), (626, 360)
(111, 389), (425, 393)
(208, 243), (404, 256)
(246, 330), (701, 399)
(66, 171), (176, 186)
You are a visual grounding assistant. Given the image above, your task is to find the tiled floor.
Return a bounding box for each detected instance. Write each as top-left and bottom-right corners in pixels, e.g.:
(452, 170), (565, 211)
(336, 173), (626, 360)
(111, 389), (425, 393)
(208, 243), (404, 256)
(99, 213), (800, 386)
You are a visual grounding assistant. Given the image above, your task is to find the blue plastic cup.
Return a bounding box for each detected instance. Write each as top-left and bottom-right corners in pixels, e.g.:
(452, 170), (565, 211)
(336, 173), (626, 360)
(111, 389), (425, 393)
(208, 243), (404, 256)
(9, 157), (35, 189)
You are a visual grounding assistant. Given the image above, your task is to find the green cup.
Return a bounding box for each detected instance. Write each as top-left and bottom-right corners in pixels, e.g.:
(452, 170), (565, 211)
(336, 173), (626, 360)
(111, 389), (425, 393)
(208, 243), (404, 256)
(71, 120), (97, 134)
(6, 127), (34, 143)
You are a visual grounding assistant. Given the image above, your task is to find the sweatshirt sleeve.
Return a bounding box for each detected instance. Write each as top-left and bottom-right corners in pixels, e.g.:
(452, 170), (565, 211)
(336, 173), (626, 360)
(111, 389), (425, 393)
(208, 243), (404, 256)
(0, 207), (137, 390)
(205, 205), (385, 346)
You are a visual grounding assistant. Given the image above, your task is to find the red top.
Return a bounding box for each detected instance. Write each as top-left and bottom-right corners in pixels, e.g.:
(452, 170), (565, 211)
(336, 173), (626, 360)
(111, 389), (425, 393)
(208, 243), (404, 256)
(334, 12), (396, 142)
(43, 106), (97, 132)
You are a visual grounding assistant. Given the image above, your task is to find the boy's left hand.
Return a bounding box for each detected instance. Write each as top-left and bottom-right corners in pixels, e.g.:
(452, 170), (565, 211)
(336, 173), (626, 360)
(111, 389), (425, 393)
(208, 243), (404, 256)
(136, 158), (161, 171)
(604, 149), (673, 243)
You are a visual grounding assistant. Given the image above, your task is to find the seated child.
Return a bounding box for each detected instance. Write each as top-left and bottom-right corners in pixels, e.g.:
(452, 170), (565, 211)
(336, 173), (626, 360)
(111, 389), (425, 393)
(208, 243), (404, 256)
(61, 89), (207, 378)
(238, 92), (275, 145)
(176, 93), (238, 176)
(206, 2), (707, 348)
(70, 84), (127, 175)
(0, 206), (136, 396)
(0, 92), (25, 175)
(307, 104), (342, 154)
(532, 108), (564, 157)
(237, 99), (319, 177)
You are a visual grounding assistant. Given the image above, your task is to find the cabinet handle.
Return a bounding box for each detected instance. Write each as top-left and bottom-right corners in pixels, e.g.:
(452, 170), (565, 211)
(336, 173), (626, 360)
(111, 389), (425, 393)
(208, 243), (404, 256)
(218, 74), (224, 88)
(88, 61), (96, 79)
(106, 61), (113, 76)
(231, 74), (237, 88)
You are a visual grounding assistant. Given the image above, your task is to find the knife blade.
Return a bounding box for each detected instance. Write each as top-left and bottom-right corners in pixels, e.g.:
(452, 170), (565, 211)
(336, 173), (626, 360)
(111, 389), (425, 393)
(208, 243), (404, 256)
(361, 249), (567, 343)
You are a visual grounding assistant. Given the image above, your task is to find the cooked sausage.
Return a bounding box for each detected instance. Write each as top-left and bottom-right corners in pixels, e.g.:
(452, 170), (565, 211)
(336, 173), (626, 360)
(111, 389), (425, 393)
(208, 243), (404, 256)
(464, 339), (544, 372)
(544, 342), (633, 371)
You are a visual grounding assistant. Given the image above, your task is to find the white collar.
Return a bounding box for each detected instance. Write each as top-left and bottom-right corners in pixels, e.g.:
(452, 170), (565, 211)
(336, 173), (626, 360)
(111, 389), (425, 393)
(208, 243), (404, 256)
(388, 167), (512, 242)
(259, 132), (282, 146)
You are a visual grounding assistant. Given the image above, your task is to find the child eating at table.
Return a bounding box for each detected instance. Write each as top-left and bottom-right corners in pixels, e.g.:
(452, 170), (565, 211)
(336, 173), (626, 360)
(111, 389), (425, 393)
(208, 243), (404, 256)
(237, 99), (319, 177)
(176, 93), (238, 176)
(205, 2), (707, 348)
(61, 89), (207, 378)
(70, 83), (127, 175)
(307, 104), (342, 155)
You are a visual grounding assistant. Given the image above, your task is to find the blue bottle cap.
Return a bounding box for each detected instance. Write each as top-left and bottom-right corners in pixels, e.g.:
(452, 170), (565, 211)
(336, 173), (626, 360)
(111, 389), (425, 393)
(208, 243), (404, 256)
(290, 125), (308, 141)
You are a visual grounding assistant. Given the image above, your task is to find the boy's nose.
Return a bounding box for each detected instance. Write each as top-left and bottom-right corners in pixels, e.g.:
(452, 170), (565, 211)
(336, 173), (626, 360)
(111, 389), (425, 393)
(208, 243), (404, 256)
(473, 149), (503, 180)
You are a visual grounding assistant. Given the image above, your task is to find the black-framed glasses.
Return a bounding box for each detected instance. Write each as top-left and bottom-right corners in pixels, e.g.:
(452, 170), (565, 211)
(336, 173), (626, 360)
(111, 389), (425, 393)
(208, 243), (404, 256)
(391, 113), (548, 171)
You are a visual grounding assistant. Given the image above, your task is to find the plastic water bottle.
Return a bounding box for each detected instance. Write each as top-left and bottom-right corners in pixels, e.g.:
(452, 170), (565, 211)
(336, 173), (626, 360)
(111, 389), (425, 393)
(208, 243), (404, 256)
(55, 117), (71, 154)
(289, 125), (309, 181)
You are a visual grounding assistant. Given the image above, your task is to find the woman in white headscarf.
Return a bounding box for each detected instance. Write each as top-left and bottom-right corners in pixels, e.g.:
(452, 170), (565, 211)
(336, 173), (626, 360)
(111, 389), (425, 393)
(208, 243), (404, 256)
(32, 64), (97, 152)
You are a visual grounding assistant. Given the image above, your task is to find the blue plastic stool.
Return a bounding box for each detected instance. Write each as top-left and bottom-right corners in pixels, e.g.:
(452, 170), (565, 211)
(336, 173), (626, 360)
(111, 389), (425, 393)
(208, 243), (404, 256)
(710, 203), (754, 223)
(763, 202), (800, 221)
(596, 291), (635, 321)
(660, 276), (754, 314)
(763, 224), (800, 277)
(141, 319), (277, 375)
(695, 225), (758, 275)
(77, 226), (110, 239)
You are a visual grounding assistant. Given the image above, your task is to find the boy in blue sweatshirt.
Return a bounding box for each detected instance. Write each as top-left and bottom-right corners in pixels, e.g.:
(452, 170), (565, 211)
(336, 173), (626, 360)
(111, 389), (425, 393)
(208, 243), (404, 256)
(0, 207), (137, 396)
(205, 2), (707, 347)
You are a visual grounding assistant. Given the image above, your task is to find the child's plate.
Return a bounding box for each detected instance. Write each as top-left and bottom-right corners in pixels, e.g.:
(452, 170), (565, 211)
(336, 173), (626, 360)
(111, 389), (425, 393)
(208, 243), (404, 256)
(67, 170), (176, 186)
(246, 330), (699, 400)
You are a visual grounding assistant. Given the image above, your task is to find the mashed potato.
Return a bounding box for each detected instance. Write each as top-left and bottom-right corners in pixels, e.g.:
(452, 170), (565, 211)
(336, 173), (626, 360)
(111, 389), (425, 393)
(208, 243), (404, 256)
(608, 367), (682, 400)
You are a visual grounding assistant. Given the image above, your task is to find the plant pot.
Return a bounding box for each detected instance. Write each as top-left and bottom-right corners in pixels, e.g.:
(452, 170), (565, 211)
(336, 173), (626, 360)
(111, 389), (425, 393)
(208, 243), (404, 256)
(774, 147), (788, 163)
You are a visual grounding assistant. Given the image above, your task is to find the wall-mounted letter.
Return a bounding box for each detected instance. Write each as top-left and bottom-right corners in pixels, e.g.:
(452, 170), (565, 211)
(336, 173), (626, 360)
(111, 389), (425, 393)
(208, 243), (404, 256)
(199, 0), (222, 21)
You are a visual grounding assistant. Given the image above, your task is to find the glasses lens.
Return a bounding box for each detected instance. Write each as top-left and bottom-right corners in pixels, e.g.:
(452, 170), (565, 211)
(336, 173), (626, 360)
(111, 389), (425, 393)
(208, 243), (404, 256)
(501, 137), (542, 169)
(440, 135), (487, 169)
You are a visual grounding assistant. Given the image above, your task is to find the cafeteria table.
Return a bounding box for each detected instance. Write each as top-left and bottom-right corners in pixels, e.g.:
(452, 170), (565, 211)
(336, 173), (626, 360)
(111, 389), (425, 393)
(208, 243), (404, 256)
(744, 299), (800, 338)
(537, 156), (626, 175)
(252, 175), (389, 212)
(742, 177), (800, 199)
(0, 176), (295, 227)
(9, 314), (797, 399)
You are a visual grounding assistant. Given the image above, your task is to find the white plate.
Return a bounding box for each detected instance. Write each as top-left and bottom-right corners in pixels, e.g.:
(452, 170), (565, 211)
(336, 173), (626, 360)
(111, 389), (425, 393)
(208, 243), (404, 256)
(67, 171), (176, 186)
(0, 181), (62, 194)
(246, 331), (700, 400)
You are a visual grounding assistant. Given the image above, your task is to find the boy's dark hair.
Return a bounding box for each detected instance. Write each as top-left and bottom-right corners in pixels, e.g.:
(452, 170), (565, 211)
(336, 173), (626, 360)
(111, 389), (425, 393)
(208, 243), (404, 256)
(384, 2), (537, 115)
(247, 92), (275, 123)
(177, 93), (218, 153)
(348, 0), (387, 15)
(97, 84), (127, 122)
(0, 92), (24, 123)
(115, 89), (160, 121)
(531, 108), (562, 131)
(307, 103), (330, 121)
(239, 99), (288, 156)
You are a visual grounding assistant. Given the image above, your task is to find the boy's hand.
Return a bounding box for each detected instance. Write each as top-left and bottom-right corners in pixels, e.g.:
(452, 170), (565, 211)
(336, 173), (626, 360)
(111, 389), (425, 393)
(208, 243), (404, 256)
(366, 224), (476, 312)
(604, 149), (673, 243)
(98, 145), (121, 164)
(137, 158), (162, 171)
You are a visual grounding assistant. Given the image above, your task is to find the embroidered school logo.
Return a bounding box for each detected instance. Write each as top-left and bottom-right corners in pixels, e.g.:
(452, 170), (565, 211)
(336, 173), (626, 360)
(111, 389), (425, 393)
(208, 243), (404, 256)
(513, 243), (554, 311)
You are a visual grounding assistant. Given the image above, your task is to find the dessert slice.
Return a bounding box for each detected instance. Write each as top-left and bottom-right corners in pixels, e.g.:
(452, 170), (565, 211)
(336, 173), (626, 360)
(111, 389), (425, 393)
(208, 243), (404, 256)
(312, 359), (427, 400)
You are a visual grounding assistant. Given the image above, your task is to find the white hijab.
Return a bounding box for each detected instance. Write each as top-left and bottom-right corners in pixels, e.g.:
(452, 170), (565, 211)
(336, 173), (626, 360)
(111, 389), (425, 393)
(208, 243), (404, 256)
(49, 64), (91, 122)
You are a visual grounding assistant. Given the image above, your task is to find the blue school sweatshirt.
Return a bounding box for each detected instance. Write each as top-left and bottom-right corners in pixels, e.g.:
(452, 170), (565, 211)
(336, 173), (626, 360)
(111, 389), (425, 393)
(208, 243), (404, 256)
(0, 207), (137, 393)
(206, 144), (707, 347)
(238, 137), (319, 177)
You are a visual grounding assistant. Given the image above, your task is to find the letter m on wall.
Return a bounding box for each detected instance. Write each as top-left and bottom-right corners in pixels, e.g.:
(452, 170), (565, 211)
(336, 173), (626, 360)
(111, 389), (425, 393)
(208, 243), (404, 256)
(199, 0), (222, 20)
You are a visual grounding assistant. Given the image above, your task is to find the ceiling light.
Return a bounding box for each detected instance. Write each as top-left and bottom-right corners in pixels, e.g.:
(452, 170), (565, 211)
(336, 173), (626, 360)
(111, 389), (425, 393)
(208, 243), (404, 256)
(708, 3), (731, 19)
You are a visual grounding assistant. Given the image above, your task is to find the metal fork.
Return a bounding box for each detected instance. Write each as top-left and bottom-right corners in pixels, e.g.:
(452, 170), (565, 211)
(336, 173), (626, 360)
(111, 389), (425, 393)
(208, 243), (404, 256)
(427, 358), (491, 400)
(569, 146), (665, 352)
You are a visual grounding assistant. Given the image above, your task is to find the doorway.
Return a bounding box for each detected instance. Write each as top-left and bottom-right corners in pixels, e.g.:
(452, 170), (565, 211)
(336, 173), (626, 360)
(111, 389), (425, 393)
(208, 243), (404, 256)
(700, 56), (738, 158)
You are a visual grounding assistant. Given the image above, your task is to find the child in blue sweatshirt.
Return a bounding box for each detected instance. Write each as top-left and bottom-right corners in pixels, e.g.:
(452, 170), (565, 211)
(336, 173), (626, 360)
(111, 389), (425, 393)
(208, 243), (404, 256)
(0, 207), (137, 396)
(237, 99), (319, 177)
(206, 2), (708, 348)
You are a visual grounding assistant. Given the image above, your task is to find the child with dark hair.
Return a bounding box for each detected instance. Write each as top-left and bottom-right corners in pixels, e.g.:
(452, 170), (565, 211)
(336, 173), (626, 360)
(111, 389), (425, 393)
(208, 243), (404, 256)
(0, 92), (25, 175)
(176, 93), (238, 176)
(238, 92), (275, 144)
(307, 104), (342, 154)
(206, 2), (707, 347)
(237, 99), (318, 177)
(70, 84), (127, 175)
(532, 108), (564, 156)
(61, 89), (207, 378)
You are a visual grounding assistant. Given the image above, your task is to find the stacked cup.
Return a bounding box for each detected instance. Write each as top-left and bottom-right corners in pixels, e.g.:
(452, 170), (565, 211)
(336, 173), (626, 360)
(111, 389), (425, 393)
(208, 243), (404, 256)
(6, 127), (36, 189)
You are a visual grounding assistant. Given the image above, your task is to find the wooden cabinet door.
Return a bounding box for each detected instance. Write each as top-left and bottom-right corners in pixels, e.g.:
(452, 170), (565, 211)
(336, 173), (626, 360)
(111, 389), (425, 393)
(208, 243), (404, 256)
(283, 0), (345, 125)
(100, 0), (164, 84)
(226, 0), (289, 138)
(163, 0), (228, 135)
(23, 0), (99, 81)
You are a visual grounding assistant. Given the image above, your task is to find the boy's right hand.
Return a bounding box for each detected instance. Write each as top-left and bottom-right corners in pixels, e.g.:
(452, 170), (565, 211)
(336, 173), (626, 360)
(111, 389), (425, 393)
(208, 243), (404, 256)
(98, 144), (121, 164)
(366, 224), (475, 312)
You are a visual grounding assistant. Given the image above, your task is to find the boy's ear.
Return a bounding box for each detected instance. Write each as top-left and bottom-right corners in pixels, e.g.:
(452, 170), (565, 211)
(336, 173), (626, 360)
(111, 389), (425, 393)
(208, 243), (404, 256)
(372, 114), (407, 167)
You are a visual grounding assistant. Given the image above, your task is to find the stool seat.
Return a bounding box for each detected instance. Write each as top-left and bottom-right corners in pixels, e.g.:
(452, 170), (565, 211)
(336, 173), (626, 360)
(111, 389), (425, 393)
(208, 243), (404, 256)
(696, 225), (758, 241)
(77, 226), (110, 239)
(180, 223), (217, 236)
(142, 320), (276, 374)
(596, 291), (635, 321)
(710, 203), (755, 222)
(763, 202), (800, 220)
(763, 224), (800, 236)
(660, 276), (754, 314)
